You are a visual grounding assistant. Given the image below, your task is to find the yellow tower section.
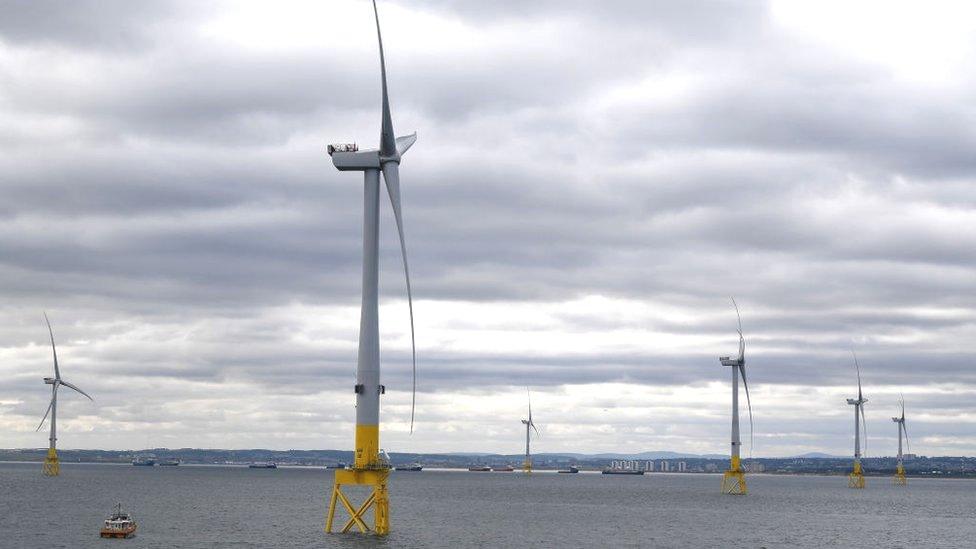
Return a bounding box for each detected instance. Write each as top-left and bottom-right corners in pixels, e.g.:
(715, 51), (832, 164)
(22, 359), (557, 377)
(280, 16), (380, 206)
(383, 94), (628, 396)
(848, 461), (865, 489)
(893, 463), (907, 485)
(722, 455), (747, 495)
(523, 457), (532, 474)
(42, 448), (60, 477)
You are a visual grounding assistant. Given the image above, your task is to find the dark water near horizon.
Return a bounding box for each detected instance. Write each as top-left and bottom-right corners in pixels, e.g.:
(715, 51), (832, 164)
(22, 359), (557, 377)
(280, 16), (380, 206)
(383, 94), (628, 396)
(1, 462), (974, 548)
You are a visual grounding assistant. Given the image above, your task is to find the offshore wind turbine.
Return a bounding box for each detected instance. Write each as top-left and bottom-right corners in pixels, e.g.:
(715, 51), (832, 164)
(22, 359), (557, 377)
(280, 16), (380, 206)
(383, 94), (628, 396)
(892, 395), (909, 485)
(521, 389), (540, 473)
(324, 0), (417, 536)
(36, 313), (93, 476)
(846, 351), (868, 489)
(719, 298), (753, 495)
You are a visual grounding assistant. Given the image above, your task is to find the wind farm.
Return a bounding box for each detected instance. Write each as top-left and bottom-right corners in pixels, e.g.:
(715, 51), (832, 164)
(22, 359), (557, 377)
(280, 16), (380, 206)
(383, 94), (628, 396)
(2, 0), (976, 547)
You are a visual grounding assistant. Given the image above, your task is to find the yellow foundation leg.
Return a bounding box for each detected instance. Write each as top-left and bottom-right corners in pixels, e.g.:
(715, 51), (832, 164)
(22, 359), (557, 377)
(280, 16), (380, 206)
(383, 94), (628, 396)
(848, 461), (865, 489)
(893, 463), (907, 486)
(326, 468), (390, 536)
(523, 458), (532, 474)
(721, 456), (747, 495)
(42, 448), (60, 477)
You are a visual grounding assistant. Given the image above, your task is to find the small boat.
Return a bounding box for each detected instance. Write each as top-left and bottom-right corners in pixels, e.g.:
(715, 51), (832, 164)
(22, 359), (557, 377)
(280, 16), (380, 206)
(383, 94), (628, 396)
(248, 462), (277, 469)
(99, 503), (137, 539)
(467, 466), (491, 472)
(492, 465), (514, 472)
(602, 469), (644, 475)
(395, 463), (423, 471)
(158, 459), (181, 466)
(558, 466), (580, 474)
(131, 456), (155, 466)
(326, 463), (347, 469)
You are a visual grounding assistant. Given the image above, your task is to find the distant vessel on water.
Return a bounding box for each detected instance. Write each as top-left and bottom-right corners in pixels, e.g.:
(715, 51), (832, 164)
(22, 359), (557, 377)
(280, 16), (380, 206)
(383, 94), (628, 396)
(468, 466), (491, 472)
(99, 503), (137, 539)
(131, 456), (155, 466)
(394, 463), (423, 471)
(158, 459), (181, 466)
(492, 465), (514, 472)
(602, 469), (644, 475)
(248, 462), (277, 469)
(558, 466), (580, 474)
(325, 463), (346, 469)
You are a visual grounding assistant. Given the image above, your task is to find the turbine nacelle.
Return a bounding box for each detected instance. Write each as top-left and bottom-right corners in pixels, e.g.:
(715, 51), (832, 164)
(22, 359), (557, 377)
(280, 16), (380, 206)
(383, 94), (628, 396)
(719, 356), (742, 367)
(330, 147), (380, 170)
(43, 377), (57, 385)
(892, 416), (904, 423)
(847, 398), (867, 405)
(329, 132), (417, 171)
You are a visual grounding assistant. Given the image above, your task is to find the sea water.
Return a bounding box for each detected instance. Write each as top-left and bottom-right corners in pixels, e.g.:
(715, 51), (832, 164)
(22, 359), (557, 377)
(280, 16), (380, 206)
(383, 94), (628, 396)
(2, 462), (974, 548)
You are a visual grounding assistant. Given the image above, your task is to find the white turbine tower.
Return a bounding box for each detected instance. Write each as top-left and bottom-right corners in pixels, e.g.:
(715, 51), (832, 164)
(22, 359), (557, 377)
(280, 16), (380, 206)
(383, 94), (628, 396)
(36, 313), (93, 476)
(719, 298), (753, 495)
(521, 389), (540, 473)
(325, 0), (417, 536)
(892, 395), (909, 485)
(847, 351), (868, 489)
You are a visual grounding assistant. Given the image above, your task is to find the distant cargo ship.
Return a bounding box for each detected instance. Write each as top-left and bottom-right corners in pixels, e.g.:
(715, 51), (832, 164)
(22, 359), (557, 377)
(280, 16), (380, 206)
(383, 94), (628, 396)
(602, 469), (644, 475)
(492, 465), (514, 472)
(395, 463), (423, 471)
(558, 466), (580, 474)
(131, 456), (155, 466)
(158, 459), (181, 466)
(467, 466), (491, 472)
(248, 462), (277, 469)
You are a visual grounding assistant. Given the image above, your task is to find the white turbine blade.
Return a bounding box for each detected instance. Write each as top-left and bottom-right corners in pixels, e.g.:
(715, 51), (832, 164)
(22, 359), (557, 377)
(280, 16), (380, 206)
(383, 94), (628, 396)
(60, 380), (94, 401)
(44, 312), (60, 380)
(902, 422), (910, 454)
(739, 364), (754, 456)
(731, 297), (744, 361)
(527, 388), (539, 435)
(852, 350), (862, 400)
(382, 162), (416, 433)
(860, 405), (868, 457)
(396, 133), (417, 156)
(372, 0), (396, 158)
(36, 396), (55, 431)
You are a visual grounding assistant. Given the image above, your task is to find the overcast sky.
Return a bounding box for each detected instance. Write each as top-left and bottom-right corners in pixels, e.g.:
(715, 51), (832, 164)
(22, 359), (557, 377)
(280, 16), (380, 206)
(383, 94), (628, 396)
(1, 0), (974, 458)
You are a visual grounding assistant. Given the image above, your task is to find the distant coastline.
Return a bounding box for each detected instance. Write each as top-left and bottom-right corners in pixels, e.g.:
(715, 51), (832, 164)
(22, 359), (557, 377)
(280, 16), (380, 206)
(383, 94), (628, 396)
(1, 448), (974, 478)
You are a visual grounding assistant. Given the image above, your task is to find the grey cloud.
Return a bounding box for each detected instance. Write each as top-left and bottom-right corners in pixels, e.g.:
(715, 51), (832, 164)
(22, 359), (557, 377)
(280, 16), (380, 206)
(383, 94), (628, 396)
(0, 0), (974, 454)
(0, 0), (183, 51)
